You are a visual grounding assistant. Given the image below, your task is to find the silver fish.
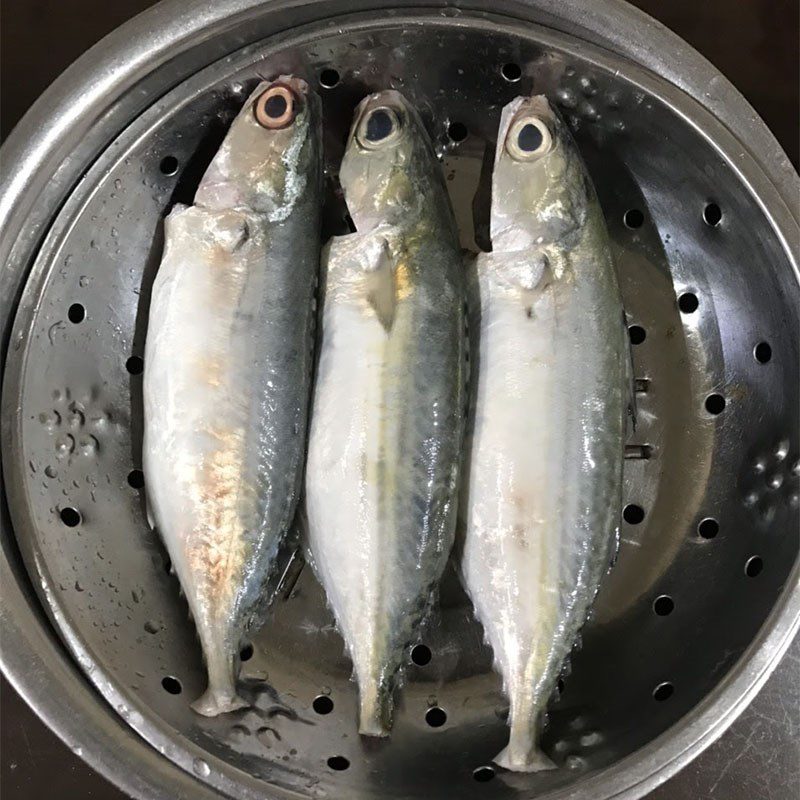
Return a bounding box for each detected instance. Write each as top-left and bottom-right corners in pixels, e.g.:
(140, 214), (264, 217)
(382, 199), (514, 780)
(305, 90), (465, 736)
(143, 77), (322, 716)
(460, 95), (630, 770)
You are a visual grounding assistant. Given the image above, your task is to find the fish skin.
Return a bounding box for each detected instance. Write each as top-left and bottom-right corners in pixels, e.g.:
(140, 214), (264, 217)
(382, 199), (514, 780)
(460, 95), (628, 771)
(143, 77), (322, 716)
(305, 90), (466, 736)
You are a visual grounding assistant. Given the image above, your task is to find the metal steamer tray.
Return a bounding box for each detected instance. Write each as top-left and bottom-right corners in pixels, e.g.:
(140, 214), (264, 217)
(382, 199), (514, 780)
(1, 2), (798, 800)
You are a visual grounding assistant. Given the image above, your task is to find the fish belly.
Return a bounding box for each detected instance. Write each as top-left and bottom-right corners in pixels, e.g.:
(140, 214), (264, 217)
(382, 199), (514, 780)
(307, 234), (463, 736)
(144, 206), (313, 715)
(462, 254), (624, 771)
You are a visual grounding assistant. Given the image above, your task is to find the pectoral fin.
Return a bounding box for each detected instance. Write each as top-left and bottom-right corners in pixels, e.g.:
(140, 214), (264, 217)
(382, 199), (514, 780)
(365, 241), (396, 332)
(325, 233), (397, 332)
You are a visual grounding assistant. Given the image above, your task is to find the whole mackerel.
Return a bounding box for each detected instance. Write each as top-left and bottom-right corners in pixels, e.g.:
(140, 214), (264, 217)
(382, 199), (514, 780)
(143, 78), (322, 716)
(461, 96), (630, 770)
(305, 90), (465, 736)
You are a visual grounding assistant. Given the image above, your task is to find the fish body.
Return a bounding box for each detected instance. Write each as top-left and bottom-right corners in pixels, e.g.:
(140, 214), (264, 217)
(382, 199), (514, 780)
(305, 91), (465, 736)
(143, 78), (322, 716)
(461, 96), (629, 770)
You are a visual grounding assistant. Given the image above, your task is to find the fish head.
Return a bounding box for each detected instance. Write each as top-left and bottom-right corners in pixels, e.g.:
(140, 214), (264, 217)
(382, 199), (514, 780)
(490, 95), (589, 252)
(195, 77), (321, 217)
(340, 90), (438, 233)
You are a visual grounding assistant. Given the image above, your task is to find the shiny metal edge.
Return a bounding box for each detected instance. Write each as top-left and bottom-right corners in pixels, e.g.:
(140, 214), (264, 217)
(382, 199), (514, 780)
(0, 1), (798, 799)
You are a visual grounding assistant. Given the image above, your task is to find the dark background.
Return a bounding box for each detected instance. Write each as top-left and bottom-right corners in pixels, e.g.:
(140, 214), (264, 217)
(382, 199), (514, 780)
(1, 1), (798, 799)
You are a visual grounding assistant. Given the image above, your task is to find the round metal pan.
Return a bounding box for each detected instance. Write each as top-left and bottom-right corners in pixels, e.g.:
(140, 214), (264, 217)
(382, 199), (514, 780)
(1, 2), (797, 799)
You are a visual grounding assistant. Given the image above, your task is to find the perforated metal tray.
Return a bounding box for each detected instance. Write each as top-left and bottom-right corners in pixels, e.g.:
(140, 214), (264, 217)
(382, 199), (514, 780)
(1, 3), (798, 800)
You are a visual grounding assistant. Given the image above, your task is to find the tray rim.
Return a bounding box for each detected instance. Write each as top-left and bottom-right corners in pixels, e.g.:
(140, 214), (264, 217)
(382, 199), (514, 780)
(1, 2), (798, 799)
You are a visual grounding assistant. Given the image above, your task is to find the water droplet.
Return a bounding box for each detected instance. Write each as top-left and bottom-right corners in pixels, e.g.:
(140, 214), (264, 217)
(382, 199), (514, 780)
(74, 581), (84, 592)
(144, 620), (161, 634)
(131, 588), (142, 603)
(192, 758), (211, 777)
(556, 87), (578, 109)
(579, 101), (599, 121)
(39, 411), (60, 429)
(579, 76), (597, 97)
(71, 745), (83, 757)
(768, 473), (784, 490)
(744, 492), (759, 507)
(68, 410), (84, 428)
(579, 731), (603, 747)
(256, 726), (281, 747)
(44, 465), (58, 479)
(114, 179), (123, 190)
(775, 440), (790, 461)
(566, 755), (585, 770)
(230, 724), (250, 741)
(89, 411), (110, 427)
(55, 434), (75, 457)
(117, 704), (130, 719)
(79, 275), (91, 287)
(64, 255), (74, 266)
(111, 228), (119, 238)
(753, 458), (767, 474)
(78, 434), (99, 455)
(321, 686), (331, 696)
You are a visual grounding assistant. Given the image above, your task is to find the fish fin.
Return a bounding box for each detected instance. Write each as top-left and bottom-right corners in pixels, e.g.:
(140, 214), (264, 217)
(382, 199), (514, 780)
(192, 630), (249, 716)
(494, 744), (557, 773)
(358, 668), (392, 737)
(203, 209), (251, 253)
(495, 699), (556, 772)
(364, 240), (396, 331)
(358, 680), (392, 738)
(165, 202), (189, 219)
(325, 233), (397, 331)
(145, 501), (156, 531)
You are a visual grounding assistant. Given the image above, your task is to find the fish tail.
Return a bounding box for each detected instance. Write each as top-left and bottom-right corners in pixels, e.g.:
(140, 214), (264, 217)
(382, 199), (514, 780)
(191, 686), (249, 717)
(357, 679), (391, 737)
(494, 702), (556, 772)
(191, 639), (248, 717)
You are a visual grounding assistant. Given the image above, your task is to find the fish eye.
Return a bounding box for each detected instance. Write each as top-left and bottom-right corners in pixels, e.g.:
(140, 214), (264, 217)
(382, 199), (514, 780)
(357, 106), (401, 149)
(506, 116), (552, 161)
(254, 84), (297, 129)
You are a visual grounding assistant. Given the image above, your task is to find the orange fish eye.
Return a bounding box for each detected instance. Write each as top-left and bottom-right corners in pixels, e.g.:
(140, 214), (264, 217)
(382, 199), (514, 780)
(254, 84), (297, 129)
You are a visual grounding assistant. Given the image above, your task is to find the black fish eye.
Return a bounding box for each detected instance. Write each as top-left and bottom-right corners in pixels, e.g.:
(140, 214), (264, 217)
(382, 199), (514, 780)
(365, 109), (395, 142)
(264, 94), (287, 119)
(517, 123), (544, 153)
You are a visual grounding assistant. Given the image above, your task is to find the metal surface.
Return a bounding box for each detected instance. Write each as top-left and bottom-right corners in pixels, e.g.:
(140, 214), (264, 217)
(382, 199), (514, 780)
(1, 2), (798, 800)
(650, 632), (800, 800)
(4, 634), (798, 798)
